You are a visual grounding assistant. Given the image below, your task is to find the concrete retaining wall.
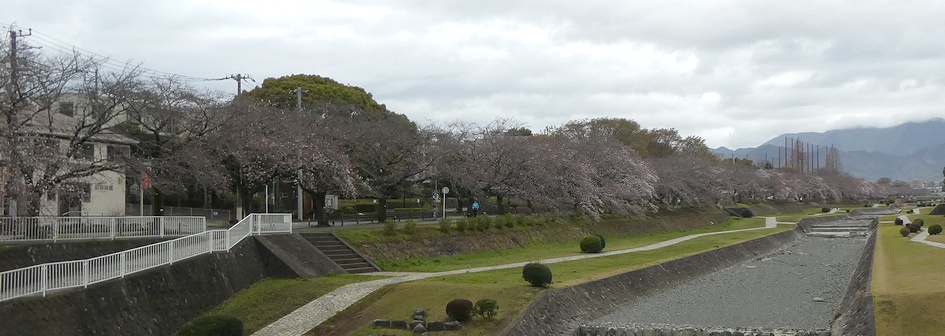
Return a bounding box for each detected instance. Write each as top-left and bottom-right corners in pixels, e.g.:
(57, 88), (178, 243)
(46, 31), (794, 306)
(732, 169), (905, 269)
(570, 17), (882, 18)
(255, 234), (345, 277)
(0, 238), (169, 272)
(0, 236), (274, 335)
(829, 218), (878, 336)
(501, 229), (805, 336)
(795, 215), (849, 233)
(577, 326), (830, 335)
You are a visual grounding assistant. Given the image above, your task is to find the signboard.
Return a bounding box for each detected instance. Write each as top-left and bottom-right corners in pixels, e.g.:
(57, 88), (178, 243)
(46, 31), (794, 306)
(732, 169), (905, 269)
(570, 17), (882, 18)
(325, 194), (339, 210)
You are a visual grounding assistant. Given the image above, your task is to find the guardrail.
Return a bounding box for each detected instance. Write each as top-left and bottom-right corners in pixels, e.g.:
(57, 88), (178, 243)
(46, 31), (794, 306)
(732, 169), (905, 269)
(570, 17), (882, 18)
(0, 213), (291, 302)
(0, 216), (206, 243)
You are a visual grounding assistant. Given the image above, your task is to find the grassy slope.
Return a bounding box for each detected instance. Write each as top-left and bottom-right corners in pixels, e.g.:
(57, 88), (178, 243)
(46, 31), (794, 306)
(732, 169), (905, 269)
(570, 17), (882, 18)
(207, 275), (383, 335)
(872, 216), (945, 336)
(313, 225), (791, 335)
(375, 217), (767, 272)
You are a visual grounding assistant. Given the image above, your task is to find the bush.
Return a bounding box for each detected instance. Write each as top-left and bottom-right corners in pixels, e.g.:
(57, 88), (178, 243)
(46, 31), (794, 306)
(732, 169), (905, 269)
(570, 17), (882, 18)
(821, 207), (831, 213)
(908, 223), (921, 233)
(914, 219), (925, 227)
(474, 299), (499, 320)
(383, 221), (397, 236)
(446, 298), (474, 322)
(514, 206), (532, 215)
(895, 218), (904, 226)
(540, 213), (558, 225)
(493, 215), (507, 230)
(438, 217), (451, 233)
(580, 236), (603, 253)
(522, 262), (552, 287)
(929, 224), (943, 235)
(475, 216), (492, 231)
(502, 214), (515, 228)
(740, 209), (754, 218)
(455, 218), (468, 233)
(900, 226), (912, 237)
(176, 314), (243, 336)
(403, 220), (417, 234)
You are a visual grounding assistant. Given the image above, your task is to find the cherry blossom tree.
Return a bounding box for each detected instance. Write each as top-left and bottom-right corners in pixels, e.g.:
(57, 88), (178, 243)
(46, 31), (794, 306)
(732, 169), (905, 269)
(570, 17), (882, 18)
(1, 37), (146, 215)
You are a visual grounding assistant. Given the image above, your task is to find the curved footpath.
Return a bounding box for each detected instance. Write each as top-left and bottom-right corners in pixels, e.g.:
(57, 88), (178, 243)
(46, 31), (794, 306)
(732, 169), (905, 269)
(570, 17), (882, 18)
(253, 218), (779, 336)
(900, 213), (945, 249)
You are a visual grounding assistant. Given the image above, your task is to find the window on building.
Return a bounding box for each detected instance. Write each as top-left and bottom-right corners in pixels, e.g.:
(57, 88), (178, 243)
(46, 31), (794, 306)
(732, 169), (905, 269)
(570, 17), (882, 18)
(59, 102), (75, 117)
(77, 144), (95, 161)
(81, 183), (91, 202)
(106, 145), (129, 160)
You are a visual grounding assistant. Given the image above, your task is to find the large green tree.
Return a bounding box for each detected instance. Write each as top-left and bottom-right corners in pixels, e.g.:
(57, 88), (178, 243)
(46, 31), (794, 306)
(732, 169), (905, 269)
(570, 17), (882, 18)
(247, 74), (389, 119)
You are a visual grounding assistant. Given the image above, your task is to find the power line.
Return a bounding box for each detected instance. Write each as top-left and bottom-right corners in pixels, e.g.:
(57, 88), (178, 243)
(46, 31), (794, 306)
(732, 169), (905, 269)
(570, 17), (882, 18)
(11, 25), (226, 82)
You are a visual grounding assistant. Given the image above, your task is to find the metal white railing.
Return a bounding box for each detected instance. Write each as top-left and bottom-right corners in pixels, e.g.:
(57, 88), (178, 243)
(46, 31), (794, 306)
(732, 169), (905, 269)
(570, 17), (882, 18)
(0, 216), (206, 243)
(0, 213), (291, 302)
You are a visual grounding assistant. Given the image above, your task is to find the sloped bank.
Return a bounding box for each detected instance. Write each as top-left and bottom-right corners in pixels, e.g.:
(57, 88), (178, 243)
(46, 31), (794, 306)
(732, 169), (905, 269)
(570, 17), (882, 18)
(0, 234), (338, 336)
(349, 210), (728, 261)
(501, 228), (805, 336)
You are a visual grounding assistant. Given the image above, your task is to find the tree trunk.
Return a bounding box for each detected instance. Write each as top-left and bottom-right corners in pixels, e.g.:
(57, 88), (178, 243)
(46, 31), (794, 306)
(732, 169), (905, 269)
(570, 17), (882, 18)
(153, 187), (165, 216)
(377, 197), (388, 222)
(496, 195), (505, 215)
(455, 196), (464, 214)
(312, 190), (327, 226)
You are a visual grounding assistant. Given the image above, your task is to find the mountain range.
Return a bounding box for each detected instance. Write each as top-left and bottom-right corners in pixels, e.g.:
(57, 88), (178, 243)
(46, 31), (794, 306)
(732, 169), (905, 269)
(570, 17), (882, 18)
(711, 118), (945, 182)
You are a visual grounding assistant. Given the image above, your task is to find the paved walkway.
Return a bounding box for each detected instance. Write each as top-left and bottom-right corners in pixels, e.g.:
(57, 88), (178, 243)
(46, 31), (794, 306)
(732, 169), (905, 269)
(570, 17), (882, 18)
(902, 212), (945, 249)
(253, 218), (779, 336)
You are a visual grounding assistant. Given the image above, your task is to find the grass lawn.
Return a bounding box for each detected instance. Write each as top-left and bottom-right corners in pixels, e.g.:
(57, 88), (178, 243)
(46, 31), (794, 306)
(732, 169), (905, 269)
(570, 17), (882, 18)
(312, 225), (791, 335)
(872, 222), (945, 336)
(375, 217), (768, 272)
(205, 275), (383, 335)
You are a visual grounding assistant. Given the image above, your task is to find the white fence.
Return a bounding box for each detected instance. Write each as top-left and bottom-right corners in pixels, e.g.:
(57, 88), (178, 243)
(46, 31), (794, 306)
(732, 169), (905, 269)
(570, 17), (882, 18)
(0, 216), (206, 243)
(0, 213), (291, 302)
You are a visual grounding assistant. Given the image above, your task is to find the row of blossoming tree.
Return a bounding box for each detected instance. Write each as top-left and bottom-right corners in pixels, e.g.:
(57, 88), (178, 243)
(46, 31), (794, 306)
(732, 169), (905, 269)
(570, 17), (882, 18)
(0, 40), (919, 221)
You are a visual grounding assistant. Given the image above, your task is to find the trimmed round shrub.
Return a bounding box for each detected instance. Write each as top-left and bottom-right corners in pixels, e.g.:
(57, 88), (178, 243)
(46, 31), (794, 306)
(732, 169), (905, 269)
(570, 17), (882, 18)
(514, 206), (532, 215)
(474, 299), (499, 320)
(821, 207), (831, 213)
(929, 224), (943, 235)
(522, 262), (552, 287)
(895, 218), (904, 226)
(580, 236), (603, 253)
(446, 298), (473, 322)
(913, 219), (925, 227)
(595, 234), (606, 250)
(740, 209), (754, 218)
(176, 314), (243, 336)
(908, 223), (921, 233)
(900, 226), (912, 237)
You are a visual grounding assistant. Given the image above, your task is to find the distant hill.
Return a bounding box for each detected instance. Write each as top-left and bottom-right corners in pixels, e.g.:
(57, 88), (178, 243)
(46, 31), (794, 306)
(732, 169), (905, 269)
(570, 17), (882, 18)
(758, 118), (945, 156)
(711, 118), (945, 182)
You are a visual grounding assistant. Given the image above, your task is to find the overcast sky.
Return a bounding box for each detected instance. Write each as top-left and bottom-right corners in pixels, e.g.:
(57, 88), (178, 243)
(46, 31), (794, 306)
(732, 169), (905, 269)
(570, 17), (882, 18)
(5, 1), (945, 148)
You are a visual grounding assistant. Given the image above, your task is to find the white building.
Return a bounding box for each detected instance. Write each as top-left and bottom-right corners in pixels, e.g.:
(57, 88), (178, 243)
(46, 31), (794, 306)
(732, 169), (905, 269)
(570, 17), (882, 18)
(1, 96), (134, 217)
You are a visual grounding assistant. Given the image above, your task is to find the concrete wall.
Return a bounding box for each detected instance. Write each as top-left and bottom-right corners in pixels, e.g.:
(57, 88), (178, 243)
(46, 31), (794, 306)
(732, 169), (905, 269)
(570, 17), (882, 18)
(795, 215), (849, 233)
(0, 237), (270, 336)
(0, 238), (168, 272)
(255, 234), (345, 277)
(501, 229), (805, 336)
(829, 218), (878, 336)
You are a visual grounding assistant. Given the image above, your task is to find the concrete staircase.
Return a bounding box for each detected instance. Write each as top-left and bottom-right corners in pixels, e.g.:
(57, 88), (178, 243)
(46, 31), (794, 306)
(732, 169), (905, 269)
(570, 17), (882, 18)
(807, 219), (871, 238)
(300, 233), (379, 274)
